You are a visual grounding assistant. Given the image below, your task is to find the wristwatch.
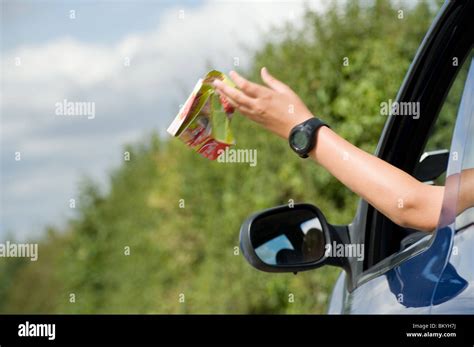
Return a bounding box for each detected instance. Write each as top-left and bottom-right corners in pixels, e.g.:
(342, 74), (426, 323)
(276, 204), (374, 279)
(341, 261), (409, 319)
(289, 117), (329, 158)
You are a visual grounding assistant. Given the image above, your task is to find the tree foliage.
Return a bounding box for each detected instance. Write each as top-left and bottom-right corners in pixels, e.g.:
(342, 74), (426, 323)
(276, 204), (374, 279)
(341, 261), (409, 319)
(0, 1), (441, 313)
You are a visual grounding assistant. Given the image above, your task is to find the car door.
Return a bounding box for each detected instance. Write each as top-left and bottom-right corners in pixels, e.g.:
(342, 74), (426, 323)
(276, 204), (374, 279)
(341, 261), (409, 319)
(342, 56), (473, 314)
(327, 0), (474, 314)
(430, 60), (474, 313)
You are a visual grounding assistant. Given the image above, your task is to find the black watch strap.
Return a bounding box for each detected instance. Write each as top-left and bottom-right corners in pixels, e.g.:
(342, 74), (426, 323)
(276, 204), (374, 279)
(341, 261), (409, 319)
(289, 117), (329, 158)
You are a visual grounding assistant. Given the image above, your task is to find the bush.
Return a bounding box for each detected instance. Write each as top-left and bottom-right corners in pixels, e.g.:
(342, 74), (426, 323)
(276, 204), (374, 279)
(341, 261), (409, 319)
(0, 0), (440, 313)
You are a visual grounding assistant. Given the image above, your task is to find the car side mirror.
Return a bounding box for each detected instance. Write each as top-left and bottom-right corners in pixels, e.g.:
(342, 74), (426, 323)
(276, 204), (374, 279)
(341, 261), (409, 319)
(239, 203), (349, 273)
(413, 149), (449, 182)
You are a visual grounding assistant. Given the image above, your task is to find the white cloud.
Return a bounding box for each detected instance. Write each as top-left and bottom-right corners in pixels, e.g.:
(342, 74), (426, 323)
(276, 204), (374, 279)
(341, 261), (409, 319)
(1, 0), (328, 240)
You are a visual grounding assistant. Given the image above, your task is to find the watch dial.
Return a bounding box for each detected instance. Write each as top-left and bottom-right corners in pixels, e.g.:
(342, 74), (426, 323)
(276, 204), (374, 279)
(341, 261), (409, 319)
(292, 131), (308, 150)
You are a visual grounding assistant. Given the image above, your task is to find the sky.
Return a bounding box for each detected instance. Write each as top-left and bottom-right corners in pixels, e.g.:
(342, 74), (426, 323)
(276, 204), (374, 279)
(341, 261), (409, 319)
(0, 0), (330, 241)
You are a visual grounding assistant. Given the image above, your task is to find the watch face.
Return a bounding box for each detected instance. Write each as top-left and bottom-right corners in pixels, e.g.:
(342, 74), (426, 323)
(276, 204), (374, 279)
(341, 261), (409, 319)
(291, 131), (309, 150)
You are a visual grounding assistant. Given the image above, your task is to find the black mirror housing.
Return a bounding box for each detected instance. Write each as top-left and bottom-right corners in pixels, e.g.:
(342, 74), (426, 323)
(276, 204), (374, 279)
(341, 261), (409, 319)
(240, 203), (349, 273)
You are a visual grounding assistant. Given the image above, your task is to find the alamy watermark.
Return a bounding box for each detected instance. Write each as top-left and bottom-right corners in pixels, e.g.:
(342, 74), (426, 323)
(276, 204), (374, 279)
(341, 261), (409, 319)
(324, 241), (364, 262)
(380, 99), (420, 119)
(217, 147), (257, 167)
(0, 241), (38, 261)
(18, 321), (55, 340)
(55, 99), (95, 119)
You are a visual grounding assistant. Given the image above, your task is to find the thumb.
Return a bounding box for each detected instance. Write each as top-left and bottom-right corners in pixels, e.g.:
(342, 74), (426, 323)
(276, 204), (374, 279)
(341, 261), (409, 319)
(261, 67), (289, 93)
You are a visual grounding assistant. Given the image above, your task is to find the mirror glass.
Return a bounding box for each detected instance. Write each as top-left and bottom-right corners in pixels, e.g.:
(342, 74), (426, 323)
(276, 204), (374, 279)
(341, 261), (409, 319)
(251, 207), (326, 266)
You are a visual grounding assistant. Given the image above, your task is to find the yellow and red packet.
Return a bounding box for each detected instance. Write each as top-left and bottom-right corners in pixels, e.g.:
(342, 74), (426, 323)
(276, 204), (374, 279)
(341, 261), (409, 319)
(167, 70), (236, 160)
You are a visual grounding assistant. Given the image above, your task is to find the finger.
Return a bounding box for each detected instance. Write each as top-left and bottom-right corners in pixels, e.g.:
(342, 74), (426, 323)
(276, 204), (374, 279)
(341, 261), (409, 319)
(261, 67), (289, 93)
(213, 79), (254, 108)
(235, 105), (255, 118)
(229, 70), (267, 97)
(217, 92), (255, 117)
(216, 90), (238, 108)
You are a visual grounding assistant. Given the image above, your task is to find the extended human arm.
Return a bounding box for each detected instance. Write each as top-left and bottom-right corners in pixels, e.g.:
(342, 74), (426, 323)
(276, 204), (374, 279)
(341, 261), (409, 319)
(307, 125), (443, 231)
(213, 68), (472, 232)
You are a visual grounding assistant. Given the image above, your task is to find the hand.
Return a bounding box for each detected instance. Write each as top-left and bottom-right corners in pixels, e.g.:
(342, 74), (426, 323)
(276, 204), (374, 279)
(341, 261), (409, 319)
(212, 67), (313, 139)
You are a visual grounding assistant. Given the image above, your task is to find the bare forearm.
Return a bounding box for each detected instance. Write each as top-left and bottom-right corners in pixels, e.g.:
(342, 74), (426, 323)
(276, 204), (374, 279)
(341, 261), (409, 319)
(309, 126), (443, 231)
(213, 69), (446, 231)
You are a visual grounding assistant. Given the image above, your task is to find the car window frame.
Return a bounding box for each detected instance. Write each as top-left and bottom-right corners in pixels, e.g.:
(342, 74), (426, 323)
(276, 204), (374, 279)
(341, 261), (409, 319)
(347, 0), (474, 291)
(356, 56), (474, 289)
